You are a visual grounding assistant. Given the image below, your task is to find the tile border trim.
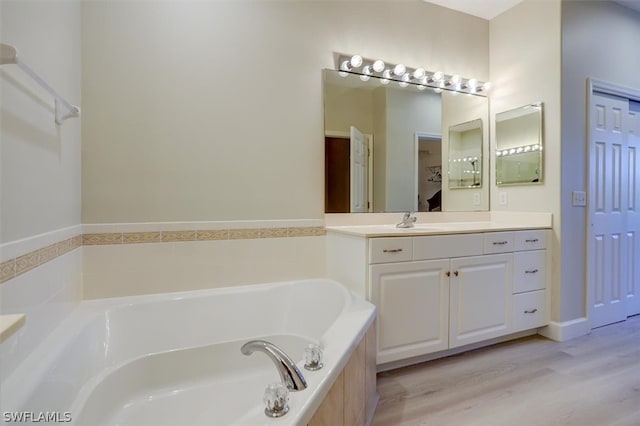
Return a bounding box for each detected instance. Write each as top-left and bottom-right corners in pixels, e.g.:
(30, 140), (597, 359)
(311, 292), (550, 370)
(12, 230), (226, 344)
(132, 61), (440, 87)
(82, 226), (326, 245)
(1, 224), (326, 284)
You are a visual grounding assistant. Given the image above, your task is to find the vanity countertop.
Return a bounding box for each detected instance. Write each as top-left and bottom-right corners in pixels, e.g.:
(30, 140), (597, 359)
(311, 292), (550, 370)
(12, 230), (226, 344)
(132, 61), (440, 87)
(324, 212), (552, 238)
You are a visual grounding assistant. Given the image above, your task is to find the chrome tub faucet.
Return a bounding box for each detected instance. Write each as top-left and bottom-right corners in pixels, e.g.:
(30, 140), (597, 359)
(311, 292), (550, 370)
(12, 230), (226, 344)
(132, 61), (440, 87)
(240, 340), (307, 391)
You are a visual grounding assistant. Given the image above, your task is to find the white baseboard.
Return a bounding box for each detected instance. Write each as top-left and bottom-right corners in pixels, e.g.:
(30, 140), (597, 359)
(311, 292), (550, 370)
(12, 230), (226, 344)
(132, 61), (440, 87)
(538, 317), (590, 342)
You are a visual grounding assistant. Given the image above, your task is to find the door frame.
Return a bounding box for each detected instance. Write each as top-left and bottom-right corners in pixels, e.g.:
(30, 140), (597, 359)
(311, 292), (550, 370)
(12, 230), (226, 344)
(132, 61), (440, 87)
(414, 132), (442, 213)
(586, 78), (640, 329)
(325, 130), (374, 212)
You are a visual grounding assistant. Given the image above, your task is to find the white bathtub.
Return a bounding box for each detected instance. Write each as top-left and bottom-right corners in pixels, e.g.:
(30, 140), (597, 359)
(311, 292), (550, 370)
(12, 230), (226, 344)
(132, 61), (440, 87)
(1, 279), (376, 425)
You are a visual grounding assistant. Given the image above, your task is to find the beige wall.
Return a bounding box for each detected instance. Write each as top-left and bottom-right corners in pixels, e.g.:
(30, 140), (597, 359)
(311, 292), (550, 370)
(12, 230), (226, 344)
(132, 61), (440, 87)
(1, 1), (82, 243)
(489, 0), (562, 319)
(561, 1), (640, 322)
(81, 1), (489, 224)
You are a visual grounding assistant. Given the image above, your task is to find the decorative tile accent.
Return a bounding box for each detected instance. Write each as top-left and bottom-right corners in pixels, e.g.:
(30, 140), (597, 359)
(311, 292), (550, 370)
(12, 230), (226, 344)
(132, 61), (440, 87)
(83, 233), (123, 245)
(288, 227), (326, 237)
(123, 232), (161, 244)
(196, 230), (229, 241)
(15, 251), (40, 276)
(38, 244), (59, 264)
(161, 231), (196, 242)
(0, 260), (15, 284)
(229, 229), (261, 240)
(0, 224), (327, 284)
(260, 228), (289, 238)
(71, 235), (82, 249)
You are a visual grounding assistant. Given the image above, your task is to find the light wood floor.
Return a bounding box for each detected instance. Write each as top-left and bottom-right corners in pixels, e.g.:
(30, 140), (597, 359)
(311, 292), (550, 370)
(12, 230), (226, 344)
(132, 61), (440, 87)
(373, 316), (640, 426)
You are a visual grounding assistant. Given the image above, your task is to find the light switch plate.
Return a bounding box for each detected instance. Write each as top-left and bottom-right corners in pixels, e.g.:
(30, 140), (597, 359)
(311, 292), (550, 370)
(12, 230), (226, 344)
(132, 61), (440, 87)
(499, 192), (508, 205)
(473, 192), (481, 206)
(572, 191), (587, 206)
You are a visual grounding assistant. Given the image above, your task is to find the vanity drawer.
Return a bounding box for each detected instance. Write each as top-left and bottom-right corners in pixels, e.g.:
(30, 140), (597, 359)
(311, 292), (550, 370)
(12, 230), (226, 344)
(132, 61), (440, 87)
(514, 230), (548, 251)
(513, 290), (546, 332)
(483, 232), (514, 254)
(369, 237), (413, 264)
(513, 250), (546, 293)
(413, 233), (483, 261)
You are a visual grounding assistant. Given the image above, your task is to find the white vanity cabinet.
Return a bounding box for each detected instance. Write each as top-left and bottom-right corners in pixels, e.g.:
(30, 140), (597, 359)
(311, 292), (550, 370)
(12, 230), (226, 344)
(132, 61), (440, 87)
(326, 227), (550, 366)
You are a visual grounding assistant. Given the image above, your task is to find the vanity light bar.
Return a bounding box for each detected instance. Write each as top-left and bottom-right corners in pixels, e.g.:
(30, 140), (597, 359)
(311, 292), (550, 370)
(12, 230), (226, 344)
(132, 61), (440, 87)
(495, 144), (542, 157)
(337, 54), (491, 96)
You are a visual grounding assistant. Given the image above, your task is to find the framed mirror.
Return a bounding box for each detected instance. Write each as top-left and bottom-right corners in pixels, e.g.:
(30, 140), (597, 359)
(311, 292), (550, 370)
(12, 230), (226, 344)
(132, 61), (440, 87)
(495, 102), (543, 186)
(323, 69), (489, 213)
(448, 119), (483, 189)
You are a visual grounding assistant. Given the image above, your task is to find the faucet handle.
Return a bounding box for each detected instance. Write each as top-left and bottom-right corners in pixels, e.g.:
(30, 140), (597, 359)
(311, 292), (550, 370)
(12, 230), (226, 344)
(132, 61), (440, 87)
(263, 383), (290, 418)
(303, 344), (323, 371)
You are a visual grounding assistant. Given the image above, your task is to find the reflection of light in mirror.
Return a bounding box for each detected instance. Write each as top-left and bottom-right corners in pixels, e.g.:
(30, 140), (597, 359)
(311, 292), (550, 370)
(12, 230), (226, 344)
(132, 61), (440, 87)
(496, 144), (542, 157)
(413, 68), (426, 79)
(350, 54), (363, 68)
(372, 60), (385, 72)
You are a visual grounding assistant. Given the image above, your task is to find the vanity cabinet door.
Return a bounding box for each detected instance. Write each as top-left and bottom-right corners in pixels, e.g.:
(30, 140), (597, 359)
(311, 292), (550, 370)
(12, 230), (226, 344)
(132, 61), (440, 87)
(449, 253), (513, 348)
(370, 259), (450, 364)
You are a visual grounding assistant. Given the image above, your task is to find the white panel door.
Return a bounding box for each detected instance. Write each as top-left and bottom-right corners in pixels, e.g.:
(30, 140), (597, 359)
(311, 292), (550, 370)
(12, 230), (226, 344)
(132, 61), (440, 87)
(370, 259), (450, 364)
(350, 126), (368, 213)
(589, 93), (629, 328)
(449, 253), (512, 348)
(626, 103), (640, 317)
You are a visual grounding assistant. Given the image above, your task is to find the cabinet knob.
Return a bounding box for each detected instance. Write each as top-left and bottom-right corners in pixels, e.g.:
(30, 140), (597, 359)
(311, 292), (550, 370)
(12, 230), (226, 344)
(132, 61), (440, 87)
(446, 271), (451, 277)
(382, 248), (403, 253)
(525, 269), (539, 274)
(454, 271), (459, 277)
(524, 308), (538, 314)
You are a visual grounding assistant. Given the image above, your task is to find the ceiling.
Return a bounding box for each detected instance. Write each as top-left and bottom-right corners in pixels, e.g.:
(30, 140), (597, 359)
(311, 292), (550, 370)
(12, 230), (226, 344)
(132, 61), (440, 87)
(425, 0), (640, 20)
(423, 0), (525, 20)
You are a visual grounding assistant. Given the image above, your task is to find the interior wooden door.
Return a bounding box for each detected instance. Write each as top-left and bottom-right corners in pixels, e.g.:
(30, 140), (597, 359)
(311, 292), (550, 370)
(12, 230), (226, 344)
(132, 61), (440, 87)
(325, 137), (350, 213)
(589, 92), (629, 328)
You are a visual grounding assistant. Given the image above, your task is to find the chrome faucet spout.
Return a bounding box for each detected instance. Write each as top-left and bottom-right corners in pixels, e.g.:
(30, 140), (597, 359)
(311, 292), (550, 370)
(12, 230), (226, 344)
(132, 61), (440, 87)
(241, 340), (307, 391)
(396, 211), (417, 228)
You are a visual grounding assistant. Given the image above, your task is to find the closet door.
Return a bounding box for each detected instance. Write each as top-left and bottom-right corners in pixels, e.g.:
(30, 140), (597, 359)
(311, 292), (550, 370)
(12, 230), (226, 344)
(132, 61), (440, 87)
(589, 92), (629, 328)
(625, 101), (640, 317)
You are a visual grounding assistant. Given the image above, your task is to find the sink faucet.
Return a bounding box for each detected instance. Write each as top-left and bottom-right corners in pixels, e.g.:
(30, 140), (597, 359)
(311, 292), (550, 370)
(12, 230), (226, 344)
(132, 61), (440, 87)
(396, 211), (417, 228)
(241, 340), (307, 391)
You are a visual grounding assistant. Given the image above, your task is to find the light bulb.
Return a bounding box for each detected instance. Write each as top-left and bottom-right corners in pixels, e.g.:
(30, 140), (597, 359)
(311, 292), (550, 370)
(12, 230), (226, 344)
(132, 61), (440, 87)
(394, 63), (406, 76)
(350, 54), (363, 68)
(432, 71), (444, 82)
(482, 82), (492, 91)
(340, 60), (352, 72)
(467, 78), (478, 91)
(413, 68), (426, 79)
(450, 75), (461, 85)
(399, 73), (410, 87)
(372, 60), (385, 73)
(360, 65), (372, 81)
(380, 69), (391, 85)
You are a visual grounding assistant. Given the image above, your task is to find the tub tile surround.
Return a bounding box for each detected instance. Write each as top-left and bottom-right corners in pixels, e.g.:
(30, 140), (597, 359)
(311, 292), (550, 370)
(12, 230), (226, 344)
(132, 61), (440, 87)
(81, 220), (327, 299)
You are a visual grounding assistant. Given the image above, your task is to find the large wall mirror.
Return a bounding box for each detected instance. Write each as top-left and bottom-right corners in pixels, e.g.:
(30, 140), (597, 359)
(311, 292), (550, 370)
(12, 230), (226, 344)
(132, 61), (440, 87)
(495, 102), (543, 186)
(323, 69), (489, 213)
